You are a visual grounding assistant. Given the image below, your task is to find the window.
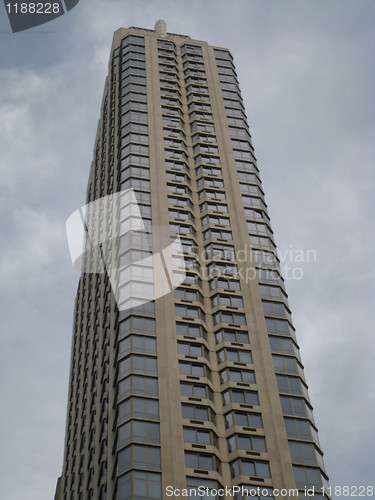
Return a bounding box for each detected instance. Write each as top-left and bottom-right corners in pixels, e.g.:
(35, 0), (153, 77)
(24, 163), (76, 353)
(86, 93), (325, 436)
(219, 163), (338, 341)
(118, 445), (160, 473)
(118, 471), (161, 500)
(240, 183), (263, 196)
(259, 284), (287, 301)
(177, 342), (206, 357)
(119, 317), (156, 337)
(119, 355), (157, 378)
(212, 294), (244, 308)
(247, 222), (270, 236)
(192, 121), (215, 133)
(284, 417), (318, 442)
(118, 397), (159, 423)
(174, 288), (201, 302)
(121, 154), (150, 171)
(269, 336), (300, 357)
(121, 100), (147, 115)
(169, 222), (195, 236)
(180, 382), (212, 399)
(185, 452), (218, 471)
(204, 228), (233, 241)
(210, 277), (240, 291)
(118, 420), (160, 447)
(273, 355), (304, 377)
(183, 427), (216, 446)
(162, 116), (183, 128)
(231, 459), (270, 479)
(236, 161), (258, 174)
(118, 283), (154, 307)
(157, 39), (175, 49)
(199, 189), (226, 201)
(242, 195), (266, 210)
(182, 44), (202, 54)
(121, 130), (148, 145)
(217, 348), (252, 364)
(256, 268), (283, 287)
(175, 305), (204, 320)
(205, 243), (235, 260)
(178, 272), (201, 286)
(280, 396), (314, 420)
(228, 434), (266, 453)
(276, 375), (308, 398)
(167, 183), (192, 196)
(181, 404), (215, 423)
(122, 35), (145, 47)
(266, 318), (295, 337)
(263, 301), (292, 321)
(164, 128), (185, 140)
(121, 165), (150, 179)
(119, 336), (156, 357)
(121, 82), (147, 96)
(134, 191), (151, 204)
(119, 375), (158, 399)
(220, 82), (240, 92)
(289, 442), (321, 466)
(192, 132), (216, 144)
(229, 127), (251, 140)
(200, 201), (228, 213)
(161, 96), (182, 108)
(190, 103), (212, 114)
(165, 148), (187, 160)
(121, 110), (148, 126)
(220, 368), (255, 384)
(293, 466), (326, 489)
(179, 361), (210, 379)
(225, 411), (263, 429)
(175, 322), (205, 338)
(197, 175), (223, 186)
(165, 159), (188, 172)
(196, 165), (222, 177)
(168, 196), (193, 209)
(222, 389), (259, 407)
(124, 301), (155, 318)
(202, 215), (230, 227)
(215, 328), (249, 344)
(213, 311), (246, 326)
(238, 171), (259, 184)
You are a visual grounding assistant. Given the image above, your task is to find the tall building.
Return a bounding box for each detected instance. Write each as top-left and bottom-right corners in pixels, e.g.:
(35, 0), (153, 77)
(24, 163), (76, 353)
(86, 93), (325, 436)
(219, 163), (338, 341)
(56, 21), (330, 500)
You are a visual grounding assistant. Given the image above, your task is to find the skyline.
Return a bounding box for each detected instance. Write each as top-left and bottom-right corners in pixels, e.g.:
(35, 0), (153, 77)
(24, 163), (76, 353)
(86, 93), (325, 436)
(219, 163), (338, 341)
(0, 1), (374, 499)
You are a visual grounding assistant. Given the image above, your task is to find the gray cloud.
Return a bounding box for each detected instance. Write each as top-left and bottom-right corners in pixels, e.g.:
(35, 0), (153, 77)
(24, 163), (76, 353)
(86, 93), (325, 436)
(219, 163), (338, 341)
(0, 1), (374, 498)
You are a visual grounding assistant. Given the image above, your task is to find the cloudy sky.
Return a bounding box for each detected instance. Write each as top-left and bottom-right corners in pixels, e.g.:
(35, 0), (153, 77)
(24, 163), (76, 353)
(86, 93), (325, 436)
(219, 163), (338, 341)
(0, 1), (374, 498)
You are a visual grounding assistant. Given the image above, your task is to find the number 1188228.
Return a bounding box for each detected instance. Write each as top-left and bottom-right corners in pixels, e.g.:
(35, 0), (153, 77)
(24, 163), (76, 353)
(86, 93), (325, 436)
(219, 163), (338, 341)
(5, 3), (61, 14)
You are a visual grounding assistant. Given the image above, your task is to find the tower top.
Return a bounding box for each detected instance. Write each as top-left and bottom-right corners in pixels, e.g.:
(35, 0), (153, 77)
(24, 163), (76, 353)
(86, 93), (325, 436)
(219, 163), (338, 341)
(155, 19), (167, 36)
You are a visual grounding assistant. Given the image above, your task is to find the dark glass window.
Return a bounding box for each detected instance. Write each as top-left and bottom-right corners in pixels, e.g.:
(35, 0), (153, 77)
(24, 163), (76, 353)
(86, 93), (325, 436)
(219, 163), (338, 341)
(118, 471), (161, 500)
(118, 445), (160, 474)
(118, 397), (159, 423)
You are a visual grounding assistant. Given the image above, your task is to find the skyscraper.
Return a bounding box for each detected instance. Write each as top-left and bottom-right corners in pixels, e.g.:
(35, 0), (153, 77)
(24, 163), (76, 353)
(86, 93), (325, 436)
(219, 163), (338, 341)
(56, 21), (329, 500)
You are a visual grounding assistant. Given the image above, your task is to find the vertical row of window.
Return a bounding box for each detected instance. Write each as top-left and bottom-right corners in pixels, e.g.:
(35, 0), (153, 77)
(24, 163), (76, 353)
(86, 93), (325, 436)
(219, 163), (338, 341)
(118, 34), (154, 315)
(159, 40), (221, 495)
(116, 35), (162, 500)
(181, 42), (273, 497)
(63, 45), (121, 500)
(180, 44), (222, 493)
(215, 48), (329, 496)
(64, 273), (110, 500)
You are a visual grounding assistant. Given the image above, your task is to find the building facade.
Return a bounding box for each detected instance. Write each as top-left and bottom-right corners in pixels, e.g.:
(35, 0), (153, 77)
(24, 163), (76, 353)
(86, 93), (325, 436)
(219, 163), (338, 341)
(56, 21), (329, 500)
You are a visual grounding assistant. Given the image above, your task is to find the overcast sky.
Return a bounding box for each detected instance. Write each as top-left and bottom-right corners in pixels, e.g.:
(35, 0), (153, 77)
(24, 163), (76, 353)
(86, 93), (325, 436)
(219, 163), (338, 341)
(0, 1), (374, 499)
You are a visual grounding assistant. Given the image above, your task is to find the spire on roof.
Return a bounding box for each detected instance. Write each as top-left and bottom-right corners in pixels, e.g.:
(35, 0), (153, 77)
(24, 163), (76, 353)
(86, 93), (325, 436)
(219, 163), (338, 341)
(155, 19), (167, 36)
